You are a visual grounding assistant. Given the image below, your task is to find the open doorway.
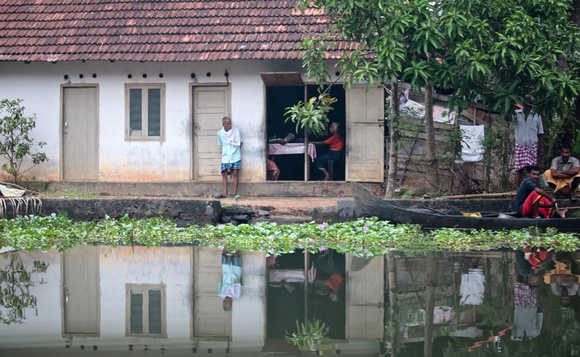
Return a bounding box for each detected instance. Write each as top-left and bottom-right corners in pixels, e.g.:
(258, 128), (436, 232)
(263, 73), (346, 181)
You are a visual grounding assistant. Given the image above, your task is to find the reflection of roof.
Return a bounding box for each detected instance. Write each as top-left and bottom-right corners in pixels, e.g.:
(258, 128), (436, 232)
(0, 1), (348, 62)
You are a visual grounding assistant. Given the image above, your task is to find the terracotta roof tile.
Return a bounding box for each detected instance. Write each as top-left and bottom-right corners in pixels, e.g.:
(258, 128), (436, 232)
(0, 0), (345, 62)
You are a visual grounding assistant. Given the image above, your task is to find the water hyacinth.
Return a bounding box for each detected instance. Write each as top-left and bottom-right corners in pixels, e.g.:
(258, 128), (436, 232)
(0, 214), (579, 256)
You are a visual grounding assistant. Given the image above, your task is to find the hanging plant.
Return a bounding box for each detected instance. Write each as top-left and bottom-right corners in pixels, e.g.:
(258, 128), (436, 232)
(284, 93), (337, 137)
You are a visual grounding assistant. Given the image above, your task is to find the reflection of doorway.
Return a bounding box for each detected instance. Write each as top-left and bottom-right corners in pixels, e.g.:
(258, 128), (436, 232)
(191, 247), (232, 340)
(266, 250), (346, 340)
(263, 76), (346, 181)
(345, 255), (384, 340)
(62, 245), (100, 336)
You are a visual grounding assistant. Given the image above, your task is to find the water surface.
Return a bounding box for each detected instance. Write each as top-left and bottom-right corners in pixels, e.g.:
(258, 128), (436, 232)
(1, 246), (579, 356)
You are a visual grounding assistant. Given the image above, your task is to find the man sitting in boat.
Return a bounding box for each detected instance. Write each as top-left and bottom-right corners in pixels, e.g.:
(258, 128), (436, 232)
(515, 165), (565, 218)
(544, 143), (580, 201)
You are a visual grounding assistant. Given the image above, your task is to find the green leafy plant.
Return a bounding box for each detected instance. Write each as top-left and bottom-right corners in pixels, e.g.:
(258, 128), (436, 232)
(0, 254), (46, 324)
(1, 214), (579, 255)
(284, 93), (337, 136)
(285, 318), (334, 355)
(0, 99), (48, 182)
(480, 120), (513, 192)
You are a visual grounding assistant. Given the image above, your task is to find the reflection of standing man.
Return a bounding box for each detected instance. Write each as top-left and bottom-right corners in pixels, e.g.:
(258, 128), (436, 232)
(219, 251), (242, 311)
(512, 279), (543, 341)
(514, 95), (544, 188)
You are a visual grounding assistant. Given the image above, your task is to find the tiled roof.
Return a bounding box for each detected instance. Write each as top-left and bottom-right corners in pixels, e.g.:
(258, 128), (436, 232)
(0, 0), (345, 62)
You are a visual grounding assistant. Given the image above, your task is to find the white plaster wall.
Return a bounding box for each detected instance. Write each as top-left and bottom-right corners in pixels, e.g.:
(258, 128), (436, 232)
(98, 246), (191, 341)
(232, 251), (266, 349)
(0, 59), (328, 182)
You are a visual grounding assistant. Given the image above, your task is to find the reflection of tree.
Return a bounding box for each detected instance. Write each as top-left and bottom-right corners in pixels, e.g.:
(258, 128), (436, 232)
(529, 284), (580, 356)
(0, 254), (47, 325)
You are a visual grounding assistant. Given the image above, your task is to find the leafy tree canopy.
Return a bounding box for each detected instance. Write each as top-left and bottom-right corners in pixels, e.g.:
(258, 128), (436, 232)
(297, 0), (580, 119)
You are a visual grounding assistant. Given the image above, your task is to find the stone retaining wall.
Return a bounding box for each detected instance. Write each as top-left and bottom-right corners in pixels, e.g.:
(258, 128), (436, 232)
(41, 198), (222, 226)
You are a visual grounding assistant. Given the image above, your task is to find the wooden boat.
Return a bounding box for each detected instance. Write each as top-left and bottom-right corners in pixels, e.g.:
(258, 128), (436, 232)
(351, 182), (580, 231)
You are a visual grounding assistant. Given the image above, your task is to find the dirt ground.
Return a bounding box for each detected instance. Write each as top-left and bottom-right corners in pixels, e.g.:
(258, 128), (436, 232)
(215, 196), (349, 216)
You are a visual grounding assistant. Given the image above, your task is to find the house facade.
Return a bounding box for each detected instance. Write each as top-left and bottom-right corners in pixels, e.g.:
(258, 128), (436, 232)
(0, 1), (385, 185)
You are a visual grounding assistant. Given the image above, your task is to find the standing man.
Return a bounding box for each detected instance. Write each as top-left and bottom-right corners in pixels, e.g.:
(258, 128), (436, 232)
(217, 116), (242, 199)
(544, 143), (580, 200)
(514, 95), (544, 188)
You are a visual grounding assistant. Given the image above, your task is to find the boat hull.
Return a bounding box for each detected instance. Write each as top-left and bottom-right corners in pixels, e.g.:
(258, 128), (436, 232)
(351, 183), (580, 231)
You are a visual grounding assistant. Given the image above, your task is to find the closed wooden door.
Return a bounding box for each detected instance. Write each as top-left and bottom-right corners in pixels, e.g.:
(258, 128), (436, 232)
(346, 86), (385, 182)
(62, 86), (99, 181)
(192, 86), (230, 180)
(62, 245), (100, 335)
(192, 247), (232, 339)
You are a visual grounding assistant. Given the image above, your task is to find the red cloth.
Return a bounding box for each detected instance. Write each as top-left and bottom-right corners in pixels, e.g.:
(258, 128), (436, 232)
(514, 281), (537, 307)
(325, 274), (344, 292)
(521, 191), (552, 218)
(325, 134), (344, 150)
(523, 247), (549, 269)
(514, 143), (537, 170)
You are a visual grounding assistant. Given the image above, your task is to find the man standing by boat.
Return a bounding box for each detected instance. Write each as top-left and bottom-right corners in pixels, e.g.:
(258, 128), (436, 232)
(514, 95), (544, 188)
(543, 143), (580, 200)
(515, 165), (561, 218)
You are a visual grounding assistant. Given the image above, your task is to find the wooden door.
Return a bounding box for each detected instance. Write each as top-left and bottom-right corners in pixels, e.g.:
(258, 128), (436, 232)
(345, 255), (384, 340)
(62, 245), (100, 336)
(192, 86), (230, 180)
(62, 85), (99, 181)
(192, 247), (232, 340)
(346, 86), (385, 182)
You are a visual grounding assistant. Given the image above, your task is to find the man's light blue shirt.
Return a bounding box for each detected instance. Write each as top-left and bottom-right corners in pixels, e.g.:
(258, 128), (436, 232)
(218, 130), (242, 163)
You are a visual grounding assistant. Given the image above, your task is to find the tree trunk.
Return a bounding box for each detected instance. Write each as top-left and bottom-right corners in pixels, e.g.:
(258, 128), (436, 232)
(385, 81), (400, 199)
(386, 251), (398, 356)
(423, 258), (438, 357)
(424, 82), (439, 190)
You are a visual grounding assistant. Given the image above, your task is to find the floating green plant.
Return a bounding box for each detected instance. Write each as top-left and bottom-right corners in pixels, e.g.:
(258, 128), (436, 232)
(0, 214), (579, 255)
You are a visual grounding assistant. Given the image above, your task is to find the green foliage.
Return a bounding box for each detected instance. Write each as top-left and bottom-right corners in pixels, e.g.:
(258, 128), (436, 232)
(1, 214), (579, 254)
(0, 99), (47, 181)
(480, 119), (514, 192)
(285, 319), (334, 355)
(297, 0), (580, 121)
(284, 93), (337, 136)
(0, 254), (44, 324)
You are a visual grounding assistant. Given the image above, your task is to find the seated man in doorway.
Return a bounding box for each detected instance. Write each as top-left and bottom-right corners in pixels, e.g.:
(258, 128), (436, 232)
(544, 143), (580, 200)
(310, 122), (344, 181)
(515, 165), (565, 218)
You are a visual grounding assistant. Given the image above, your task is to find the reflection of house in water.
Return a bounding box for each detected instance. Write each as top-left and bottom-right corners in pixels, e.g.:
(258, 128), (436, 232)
(3, 247), (578, 355)
(0, 246), (385, 356)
